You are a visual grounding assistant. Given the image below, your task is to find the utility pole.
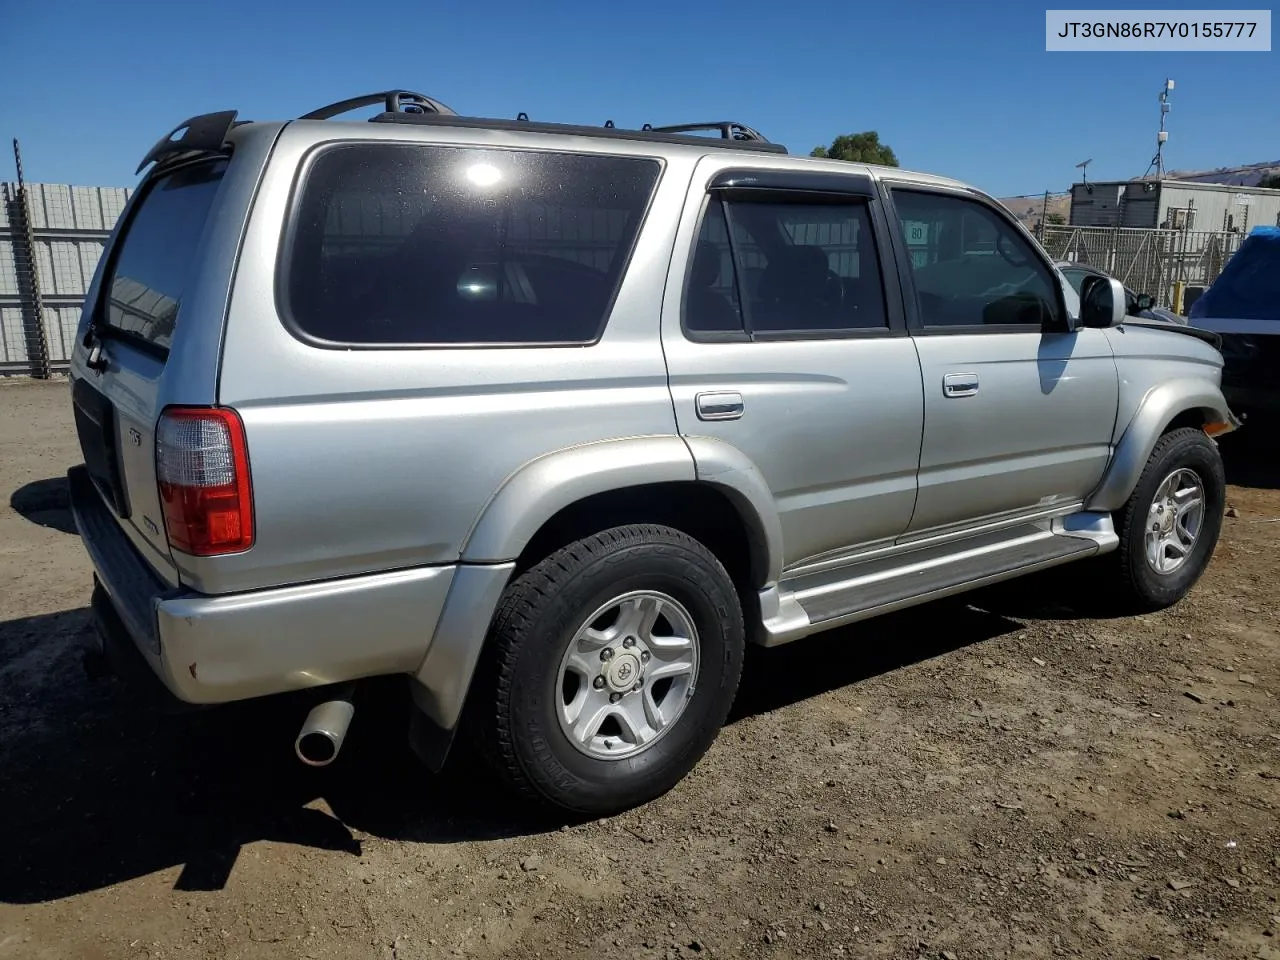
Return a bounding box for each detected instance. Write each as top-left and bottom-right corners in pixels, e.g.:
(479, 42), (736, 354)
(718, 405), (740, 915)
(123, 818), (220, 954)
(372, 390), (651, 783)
(1039, 189), (1050, 241)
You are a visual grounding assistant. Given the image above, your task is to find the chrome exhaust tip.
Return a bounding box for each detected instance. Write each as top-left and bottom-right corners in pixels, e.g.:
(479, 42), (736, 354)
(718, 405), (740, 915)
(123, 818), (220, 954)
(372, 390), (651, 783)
(295, 697), (355, 767)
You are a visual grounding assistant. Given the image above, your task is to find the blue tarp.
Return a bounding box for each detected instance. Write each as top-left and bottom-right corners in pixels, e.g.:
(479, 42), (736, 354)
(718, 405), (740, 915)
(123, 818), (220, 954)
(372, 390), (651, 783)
(1189, 226), (1280, 323)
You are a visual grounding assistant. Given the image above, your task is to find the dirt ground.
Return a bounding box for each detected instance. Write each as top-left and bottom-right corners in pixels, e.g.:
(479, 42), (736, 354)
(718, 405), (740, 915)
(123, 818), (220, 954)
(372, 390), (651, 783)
(1, 377), (1277, 960)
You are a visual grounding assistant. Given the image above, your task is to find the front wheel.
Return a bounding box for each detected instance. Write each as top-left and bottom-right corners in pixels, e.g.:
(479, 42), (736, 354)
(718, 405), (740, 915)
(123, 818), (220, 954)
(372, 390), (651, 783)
(465, 524), (745, 817)
(1109, 427), (1226, 612)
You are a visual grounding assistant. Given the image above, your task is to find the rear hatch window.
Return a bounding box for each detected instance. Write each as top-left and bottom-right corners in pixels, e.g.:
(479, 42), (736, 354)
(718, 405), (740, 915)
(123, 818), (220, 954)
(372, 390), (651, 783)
(100, 159), (227, 354)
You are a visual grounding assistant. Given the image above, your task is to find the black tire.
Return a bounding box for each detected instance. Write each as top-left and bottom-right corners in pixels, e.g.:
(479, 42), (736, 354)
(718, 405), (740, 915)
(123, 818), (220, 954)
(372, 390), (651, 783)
(464, 524), (745, 817)
(1108, 427), (1226, 612)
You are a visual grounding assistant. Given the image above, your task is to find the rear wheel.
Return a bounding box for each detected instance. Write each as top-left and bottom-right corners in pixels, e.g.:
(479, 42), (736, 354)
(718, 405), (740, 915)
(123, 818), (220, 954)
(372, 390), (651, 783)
(466, 524), (745, 816)
(1108, 427), (1226, 612)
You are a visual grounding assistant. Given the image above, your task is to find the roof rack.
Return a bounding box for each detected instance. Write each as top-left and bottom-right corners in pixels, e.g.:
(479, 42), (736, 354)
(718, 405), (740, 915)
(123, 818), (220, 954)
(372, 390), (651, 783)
(642, 121), (772, 144)
(374, 110), (787, 154)
(300, 90), (458, 120)
(136, 94), (785, 175)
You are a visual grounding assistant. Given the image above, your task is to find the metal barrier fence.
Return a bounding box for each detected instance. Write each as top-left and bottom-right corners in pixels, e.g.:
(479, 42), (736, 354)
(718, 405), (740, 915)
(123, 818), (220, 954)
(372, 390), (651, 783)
(1040, 224), (1247, 313)
(0, 145), (130, 377)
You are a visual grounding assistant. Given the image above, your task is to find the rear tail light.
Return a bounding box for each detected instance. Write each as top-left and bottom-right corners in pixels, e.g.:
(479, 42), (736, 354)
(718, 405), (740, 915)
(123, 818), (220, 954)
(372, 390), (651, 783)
(155, 407), (254, 556)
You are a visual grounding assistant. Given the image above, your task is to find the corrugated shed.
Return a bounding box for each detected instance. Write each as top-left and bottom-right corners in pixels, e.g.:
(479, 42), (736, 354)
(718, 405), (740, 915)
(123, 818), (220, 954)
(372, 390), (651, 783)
(1159, 182), (1280, 234)
(1120, 185), (1159, 228)
(1069, 184), (1125, 227)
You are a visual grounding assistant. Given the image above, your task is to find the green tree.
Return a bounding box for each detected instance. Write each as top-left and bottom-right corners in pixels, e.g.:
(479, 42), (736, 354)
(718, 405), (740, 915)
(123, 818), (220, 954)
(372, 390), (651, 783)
(810, 131), (899, 166)
(1046, 212), (1066, 225)
(1259, 172), (1280, 189)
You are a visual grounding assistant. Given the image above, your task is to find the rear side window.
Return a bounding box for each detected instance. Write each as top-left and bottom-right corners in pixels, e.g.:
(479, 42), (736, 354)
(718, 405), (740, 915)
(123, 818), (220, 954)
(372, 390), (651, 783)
(283, 144), (661, 346)
(685, 196), (889, 336)
(102, 160), (227, 353)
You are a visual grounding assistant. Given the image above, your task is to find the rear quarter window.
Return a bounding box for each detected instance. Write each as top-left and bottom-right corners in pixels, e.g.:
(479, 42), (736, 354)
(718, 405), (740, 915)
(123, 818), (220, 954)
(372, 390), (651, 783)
(281, 143), (661, 346)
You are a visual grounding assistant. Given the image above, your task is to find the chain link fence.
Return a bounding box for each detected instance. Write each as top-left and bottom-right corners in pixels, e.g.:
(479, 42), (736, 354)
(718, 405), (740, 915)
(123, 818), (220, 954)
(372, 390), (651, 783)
(1040, 224), (1248, 313)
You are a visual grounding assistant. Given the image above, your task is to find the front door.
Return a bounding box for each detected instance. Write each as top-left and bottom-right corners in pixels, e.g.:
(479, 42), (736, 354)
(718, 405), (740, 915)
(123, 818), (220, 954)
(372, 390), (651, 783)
(884, 185), (1119, 536)
(661, 160), (926, 571)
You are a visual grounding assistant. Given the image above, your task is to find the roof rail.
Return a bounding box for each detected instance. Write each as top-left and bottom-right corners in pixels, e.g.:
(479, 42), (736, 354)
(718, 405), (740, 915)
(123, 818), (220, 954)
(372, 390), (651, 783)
(300, 90), (458, 121)
(373, 111), (787, 154)
(642, 121), (772, 144)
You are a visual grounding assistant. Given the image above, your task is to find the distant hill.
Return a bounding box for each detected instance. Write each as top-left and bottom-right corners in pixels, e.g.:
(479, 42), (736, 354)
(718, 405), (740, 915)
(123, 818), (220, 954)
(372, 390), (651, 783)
(1164, 160), (1280, 187)
(998, 193), (1071, 229)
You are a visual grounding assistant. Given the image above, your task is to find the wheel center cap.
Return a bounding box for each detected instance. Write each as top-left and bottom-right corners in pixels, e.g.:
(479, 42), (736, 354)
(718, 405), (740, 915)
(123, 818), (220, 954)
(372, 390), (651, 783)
(606, 652), (641, 692)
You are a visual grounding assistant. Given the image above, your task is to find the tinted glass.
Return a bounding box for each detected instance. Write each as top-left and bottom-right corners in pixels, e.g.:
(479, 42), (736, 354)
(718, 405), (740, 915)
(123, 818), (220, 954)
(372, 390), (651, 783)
(285, 144), (661, 345)
(685, 198), (888, 336)
(102, 160), (227, 352)
(894, 190), (1059, 328)
(683, 201), (745, 333)
(1060, 267), (1089, 296)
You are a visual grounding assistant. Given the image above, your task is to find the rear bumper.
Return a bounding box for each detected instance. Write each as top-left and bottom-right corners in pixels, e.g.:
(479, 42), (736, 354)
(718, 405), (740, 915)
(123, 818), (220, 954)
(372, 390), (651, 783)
(88, 577), (194, 711)
(68, 464), (475, 706)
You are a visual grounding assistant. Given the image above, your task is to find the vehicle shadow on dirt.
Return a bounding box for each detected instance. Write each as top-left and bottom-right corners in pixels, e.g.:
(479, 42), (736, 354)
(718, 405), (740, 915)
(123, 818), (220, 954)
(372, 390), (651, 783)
(729, 600), (1024, 719)
(0, 596), (1041, 904)
(9, 476), (76, 535)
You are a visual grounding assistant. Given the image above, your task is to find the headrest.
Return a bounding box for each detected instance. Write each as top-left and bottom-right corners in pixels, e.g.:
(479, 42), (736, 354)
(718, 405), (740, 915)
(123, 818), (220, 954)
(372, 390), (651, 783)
(692, 243), (723, 288)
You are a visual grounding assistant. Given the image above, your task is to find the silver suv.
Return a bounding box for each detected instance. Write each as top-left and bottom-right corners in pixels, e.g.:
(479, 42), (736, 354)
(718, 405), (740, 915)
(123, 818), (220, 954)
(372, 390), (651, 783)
(68, 91), (1240, 816)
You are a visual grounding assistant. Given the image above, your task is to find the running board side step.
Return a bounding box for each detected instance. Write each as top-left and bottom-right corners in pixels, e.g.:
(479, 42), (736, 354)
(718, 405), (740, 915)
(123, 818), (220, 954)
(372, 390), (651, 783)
(756, 514), (1117, 646)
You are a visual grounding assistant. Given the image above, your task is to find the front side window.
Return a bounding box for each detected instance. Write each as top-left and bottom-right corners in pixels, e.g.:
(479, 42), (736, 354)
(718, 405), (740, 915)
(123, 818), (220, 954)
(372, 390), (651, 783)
(684, 196), (889, 336)
(284, 144), (661, 345)
(1060, 267), (1090, 297)
(893, 190), (1060, 329)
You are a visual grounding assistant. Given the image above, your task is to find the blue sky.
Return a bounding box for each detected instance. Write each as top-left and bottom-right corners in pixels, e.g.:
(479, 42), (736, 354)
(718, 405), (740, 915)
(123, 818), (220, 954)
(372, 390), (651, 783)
(2, 0), (1275, 197)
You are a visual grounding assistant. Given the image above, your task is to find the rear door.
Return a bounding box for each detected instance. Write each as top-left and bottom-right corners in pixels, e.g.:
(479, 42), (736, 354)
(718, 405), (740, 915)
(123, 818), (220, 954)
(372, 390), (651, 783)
(70, 159), (230, 581)
(661, 160), (925, 571)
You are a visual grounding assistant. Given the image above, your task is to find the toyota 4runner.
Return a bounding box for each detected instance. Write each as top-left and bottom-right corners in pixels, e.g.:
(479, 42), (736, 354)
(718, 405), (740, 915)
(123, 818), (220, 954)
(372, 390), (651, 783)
(67, 90), (1240, 816)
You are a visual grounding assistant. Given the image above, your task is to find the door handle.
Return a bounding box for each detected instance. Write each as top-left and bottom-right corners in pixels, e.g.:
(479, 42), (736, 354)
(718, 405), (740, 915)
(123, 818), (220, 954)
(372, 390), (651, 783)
(695, 391), (744, 421)
(942, 373), (979, 398)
